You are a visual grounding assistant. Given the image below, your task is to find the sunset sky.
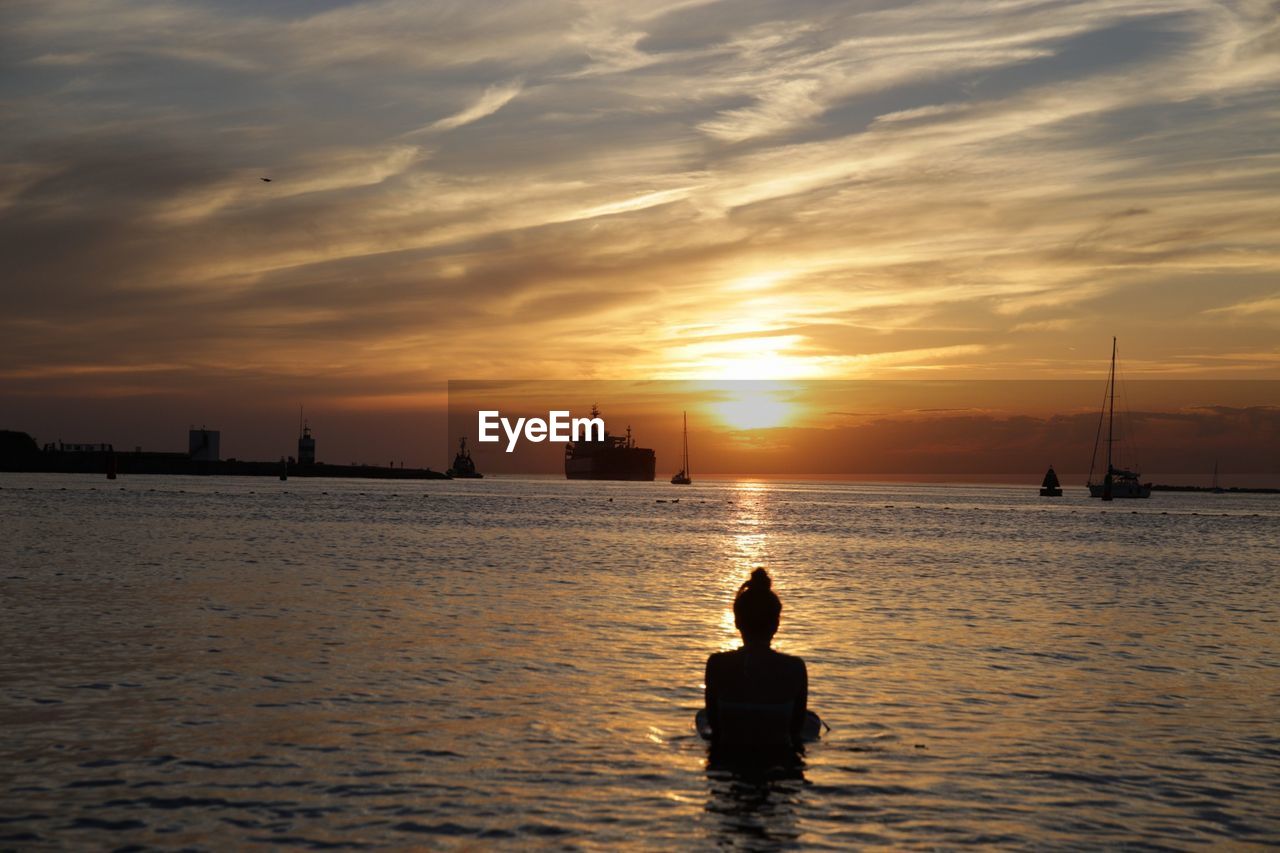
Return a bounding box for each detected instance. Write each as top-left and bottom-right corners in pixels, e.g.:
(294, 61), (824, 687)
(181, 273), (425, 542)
(2, 1), (1277, 467)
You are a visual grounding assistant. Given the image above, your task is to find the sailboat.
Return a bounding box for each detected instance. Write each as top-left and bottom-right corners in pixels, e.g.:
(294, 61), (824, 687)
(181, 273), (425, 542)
(670, 411), (692, 485)
(1039, 465), (1062, 497)
(1087, 337), (1152, 500)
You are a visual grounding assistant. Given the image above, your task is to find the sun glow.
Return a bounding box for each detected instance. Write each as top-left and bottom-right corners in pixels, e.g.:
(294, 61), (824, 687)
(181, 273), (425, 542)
(728, 271), (790, 292)
(701, 381), (802, 431)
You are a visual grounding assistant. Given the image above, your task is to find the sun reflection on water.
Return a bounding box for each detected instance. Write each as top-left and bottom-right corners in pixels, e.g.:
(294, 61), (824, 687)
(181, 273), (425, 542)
(717, 482), (773, 650)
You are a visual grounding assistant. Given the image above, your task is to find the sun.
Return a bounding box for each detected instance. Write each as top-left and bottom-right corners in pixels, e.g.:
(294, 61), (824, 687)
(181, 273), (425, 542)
(701, 381), (800, 431)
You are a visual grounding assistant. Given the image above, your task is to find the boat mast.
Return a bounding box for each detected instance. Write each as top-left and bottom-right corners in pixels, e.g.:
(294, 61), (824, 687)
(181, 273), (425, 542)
(1104, 336), (1116, 500)
(1107, 337), (1116, 472)
(682, 410), (689, 476)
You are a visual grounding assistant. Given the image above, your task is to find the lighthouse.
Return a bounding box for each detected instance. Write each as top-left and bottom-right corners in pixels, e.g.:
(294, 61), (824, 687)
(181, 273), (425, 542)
(298, 422), (316, 466)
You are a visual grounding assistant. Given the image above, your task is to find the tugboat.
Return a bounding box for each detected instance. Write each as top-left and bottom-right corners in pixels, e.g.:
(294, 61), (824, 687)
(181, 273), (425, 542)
(1039, 465), (1062, 496)
(447, 437), (483, 479)
(565, 405), (656, 481)
(1087, 337), (1152, 499)
(671, 411), (692, 485)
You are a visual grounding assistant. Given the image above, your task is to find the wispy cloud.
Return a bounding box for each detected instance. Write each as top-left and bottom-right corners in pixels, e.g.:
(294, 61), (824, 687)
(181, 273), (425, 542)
(404, 79), (525, 136)
(1205, 295), (1280, 318)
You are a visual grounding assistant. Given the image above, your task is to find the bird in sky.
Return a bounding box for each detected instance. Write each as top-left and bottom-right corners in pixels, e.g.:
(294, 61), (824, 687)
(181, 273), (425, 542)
(260, 177), (272, 182)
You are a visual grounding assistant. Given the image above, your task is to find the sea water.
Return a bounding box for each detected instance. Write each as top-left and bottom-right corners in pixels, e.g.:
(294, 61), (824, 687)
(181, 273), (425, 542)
(1, 474), (1277, 849)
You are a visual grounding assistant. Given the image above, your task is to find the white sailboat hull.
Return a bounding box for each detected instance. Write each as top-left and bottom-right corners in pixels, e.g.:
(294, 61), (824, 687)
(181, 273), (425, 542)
(1088, 480), (1152, 499)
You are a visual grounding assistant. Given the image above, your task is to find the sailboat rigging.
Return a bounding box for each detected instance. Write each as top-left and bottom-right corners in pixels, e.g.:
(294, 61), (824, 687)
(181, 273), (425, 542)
(671, 411), (691, 485)
(1087, 337), (1151, 500)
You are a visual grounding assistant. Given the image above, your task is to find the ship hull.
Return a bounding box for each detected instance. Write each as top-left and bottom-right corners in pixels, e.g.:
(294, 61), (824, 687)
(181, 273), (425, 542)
(1039, 487), (1062, 497)
(565, 450), (655, 481)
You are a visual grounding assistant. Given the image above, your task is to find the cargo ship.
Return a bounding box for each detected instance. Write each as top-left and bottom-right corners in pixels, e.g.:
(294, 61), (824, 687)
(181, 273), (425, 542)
(564, 405), (655, 481)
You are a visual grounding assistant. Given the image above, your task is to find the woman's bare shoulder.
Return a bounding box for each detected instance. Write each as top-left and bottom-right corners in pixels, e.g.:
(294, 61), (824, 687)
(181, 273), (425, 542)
(775, 651), (807, 671)
(707, 649), (741, 663)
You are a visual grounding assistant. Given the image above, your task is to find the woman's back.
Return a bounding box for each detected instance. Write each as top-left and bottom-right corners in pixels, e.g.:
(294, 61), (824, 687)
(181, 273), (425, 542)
(705, 646), (808, 748)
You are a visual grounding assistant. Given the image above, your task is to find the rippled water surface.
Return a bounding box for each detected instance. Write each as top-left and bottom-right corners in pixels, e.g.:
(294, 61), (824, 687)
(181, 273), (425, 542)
(2, 474), (1278, 849)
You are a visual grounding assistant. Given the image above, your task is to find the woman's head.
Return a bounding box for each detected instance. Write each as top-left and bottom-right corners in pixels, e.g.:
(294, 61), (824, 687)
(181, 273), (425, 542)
(734, 567), (781, 643)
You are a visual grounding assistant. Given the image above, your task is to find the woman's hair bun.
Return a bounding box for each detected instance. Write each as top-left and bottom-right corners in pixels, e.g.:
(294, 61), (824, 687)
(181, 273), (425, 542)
(734, 567), (781, 637)
(747, 567), (771, 592)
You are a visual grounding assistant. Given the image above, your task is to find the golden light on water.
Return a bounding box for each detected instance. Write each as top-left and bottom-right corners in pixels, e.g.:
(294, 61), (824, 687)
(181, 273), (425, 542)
(718, 603), (739, 650)
(718, 481), (771, 650)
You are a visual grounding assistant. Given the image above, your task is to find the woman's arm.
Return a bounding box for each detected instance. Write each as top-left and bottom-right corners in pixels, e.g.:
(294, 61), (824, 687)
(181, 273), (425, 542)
(790, 658), (808, 745)
(704, 655), (720, 741)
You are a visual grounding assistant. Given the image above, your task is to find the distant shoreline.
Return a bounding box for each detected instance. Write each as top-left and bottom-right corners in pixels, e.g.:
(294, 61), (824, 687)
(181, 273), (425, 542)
(463, 472), (1280, 490)
(1151, 484), (1279, 494)
(0, 452), (450, 481)
(5, 471), (1274, 491)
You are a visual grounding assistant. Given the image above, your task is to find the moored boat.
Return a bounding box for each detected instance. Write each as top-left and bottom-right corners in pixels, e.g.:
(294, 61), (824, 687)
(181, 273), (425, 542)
(1087, 338), (1152, 500)
(671, 411), (692, 485)
(447, 437), (483, 479)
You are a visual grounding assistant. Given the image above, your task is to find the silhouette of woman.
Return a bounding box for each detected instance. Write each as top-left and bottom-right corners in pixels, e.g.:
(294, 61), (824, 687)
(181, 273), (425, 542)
(704, 568), (808, 752)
